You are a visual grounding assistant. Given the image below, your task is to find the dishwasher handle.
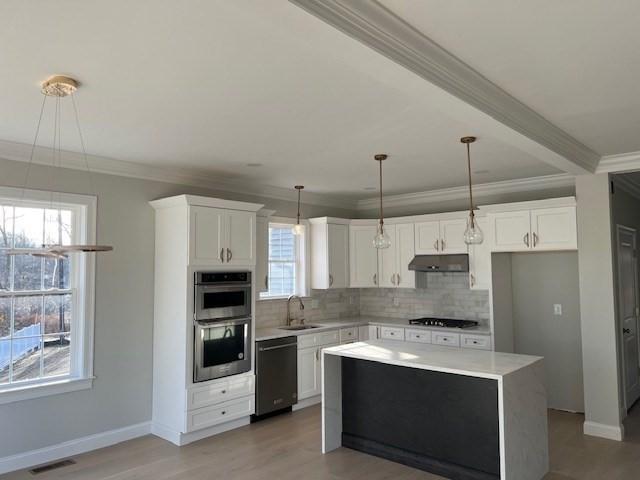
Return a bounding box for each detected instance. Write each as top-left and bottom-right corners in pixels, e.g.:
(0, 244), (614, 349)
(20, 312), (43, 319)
(258, 343), (297, 352)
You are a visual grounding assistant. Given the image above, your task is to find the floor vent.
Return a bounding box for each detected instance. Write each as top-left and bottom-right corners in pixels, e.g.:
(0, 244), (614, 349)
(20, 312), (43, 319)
(29, 459), (76, 475)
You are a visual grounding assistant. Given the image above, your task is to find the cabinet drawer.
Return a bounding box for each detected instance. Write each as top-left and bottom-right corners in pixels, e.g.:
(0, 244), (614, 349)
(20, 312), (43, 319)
(339, 327), (358, 343)
(297, 333), (319, 349)
(317, 329), (340, 346)
(187, 375), (254, 411)
(461, 334), (492, 350)
(432, 332), (460, 347)
(186, 396), (254, 432)
(380, 326), (405, 341)
(405, 328), (431, 344)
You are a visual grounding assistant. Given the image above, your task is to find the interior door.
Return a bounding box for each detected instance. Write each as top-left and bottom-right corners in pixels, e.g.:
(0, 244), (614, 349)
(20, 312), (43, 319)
(395, 223), (415, 288)
(439, 218), (468, 254)
(327, 224), (349, 288)
(225, 210), (255, 265)
(191, 206), (225, 265)
(377, 224), (397, 288)
(617, 225), (640, 410)
(349, 225), (378, 288)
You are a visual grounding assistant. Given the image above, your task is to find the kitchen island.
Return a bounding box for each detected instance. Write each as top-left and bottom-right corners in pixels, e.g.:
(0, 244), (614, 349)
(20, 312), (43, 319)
(322, 341), (548, 480)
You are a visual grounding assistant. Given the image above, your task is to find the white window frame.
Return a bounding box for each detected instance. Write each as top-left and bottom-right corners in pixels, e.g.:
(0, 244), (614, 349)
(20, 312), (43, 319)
(0, 186), (96, 404)
(259, 217), (310, 300)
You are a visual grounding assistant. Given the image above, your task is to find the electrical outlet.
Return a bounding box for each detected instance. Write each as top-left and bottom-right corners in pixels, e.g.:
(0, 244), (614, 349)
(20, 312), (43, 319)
(553, 304), (562, 316)
(393, 297), (400, 307)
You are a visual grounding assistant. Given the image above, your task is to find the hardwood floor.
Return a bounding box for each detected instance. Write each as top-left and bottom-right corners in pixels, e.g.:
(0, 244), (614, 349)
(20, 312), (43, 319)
(4, 405), (640, 479)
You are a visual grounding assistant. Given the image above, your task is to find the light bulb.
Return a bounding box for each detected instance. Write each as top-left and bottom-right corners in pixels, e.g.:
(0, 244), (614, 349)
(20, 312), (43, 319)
(463, 215), (484, 245)
(373, 224), (391, 249)
(292, 223), (304, 236)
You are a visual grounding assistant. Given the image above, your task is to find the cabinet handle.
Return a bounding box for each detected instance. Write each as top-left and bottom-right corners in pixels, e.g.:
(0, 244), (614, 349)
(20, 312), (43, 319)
(624, 328), (631, 334)
(226, 248), (232, 262)
(316, 349), (319, 360)
(221, 410), (226, 415)
(373, 273), (377, 285)
(441, 239), (445, 251)
(391, 275), (396, 285)
(470, 273), (475, 287)
(221, 389), (226, 394)
(329, 274), (334, 287)
(220, 248), (225, 262)
(396, 274), (401, 285)
(523, 233), (530, 247)
(533, 232), (538, 247)
(265, 275), (269, 289)
(434, 240), (439, 251)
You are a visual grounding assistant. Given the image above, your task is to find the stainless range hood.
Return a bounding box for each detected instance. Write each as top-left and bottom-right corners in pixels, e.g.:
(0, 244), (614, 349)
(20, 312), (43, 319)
(408, 254), (469, 273)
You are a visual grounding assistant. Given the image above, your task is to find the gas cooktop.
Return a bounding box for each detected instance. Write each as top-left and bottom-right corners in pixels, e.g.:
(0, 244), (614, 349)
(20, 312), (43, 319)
(408, 317), (479, 329)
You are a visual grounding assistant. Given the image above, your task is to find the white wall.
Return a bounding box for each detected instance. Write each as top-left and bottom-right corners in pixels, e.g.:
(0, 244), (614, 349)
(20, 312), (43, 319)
(575, 173), (623, 440)
(0, 156), (355, 459)
(491, 253), (514, 353)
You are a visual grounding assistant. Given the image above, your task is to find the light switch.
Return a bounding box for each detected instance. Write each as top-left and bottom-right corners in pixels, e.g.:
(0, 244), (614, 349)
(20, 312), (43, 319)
(553, 304), (562, 316)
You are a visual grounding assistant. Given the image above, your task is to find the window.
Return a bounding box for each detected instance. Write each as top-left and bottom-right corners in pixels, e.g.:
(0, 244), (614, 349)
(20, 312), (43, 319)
(0, 188), (96, 403)
(260, 222), (306, 299)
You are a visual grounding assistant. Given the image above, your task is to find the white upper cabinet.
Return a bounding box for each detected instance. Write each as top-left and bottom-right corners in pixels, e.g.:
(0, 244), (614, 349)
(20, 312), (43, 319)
(468, 217), (491, 290)
(439, 218), (468, 254)
(414, 221), (440, 254)
(378, 223), (415, 289)
(489, 203), (577, 253)
(310, 218), (349, 289)
(225, 210), (255, 265)
(530, 207), (577, 251)
(415, 216), (468, 254)
(349, 225), (378, 288)
(192, 206), (226, 265)
(490, 210), (532, 252)
(255, 210), (275, 293)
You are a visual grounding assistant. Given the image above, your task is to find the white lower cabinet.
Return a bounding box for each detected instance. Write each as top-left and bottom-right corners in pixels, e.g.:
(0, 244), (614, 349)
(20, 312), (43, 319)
(460, 333), (492, 350)
(405, 328), (432, 344)
(339, 327), (358, 343)
(187, 375), (254, 410)
(380, 326), (405, 341)
(186, 396), (254, 433)
(432, 332), (461, 347)
(297, 347), (321, 400)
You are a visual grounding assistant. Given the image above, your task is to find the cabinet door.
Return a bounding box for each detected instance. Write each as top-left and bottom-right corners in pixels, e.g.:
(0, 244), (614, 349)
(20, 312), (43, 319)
(490, 210), (531, 252)
(439, 218), (468, 254)
(395, 223), (415, 288)
(255, 216), (269, 292)
(530, 207), (577, 251)
(468, 217), (491, 290)
(190, 206), (225, 265)
(327, 224), (349, 288)
(349, 225), (378, 288)
(377, 225), (397, 288)
(414, 221), (440, 254)
(225, 210), (255, 265)
(297, 347), (320, 400)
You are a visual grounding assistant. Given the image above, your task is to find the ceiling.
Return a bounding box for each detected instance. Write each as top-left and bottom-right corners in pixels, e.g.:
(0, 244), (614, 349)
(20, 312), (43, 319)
(0, 1), (588, 201)
(379, 0), (640, 156)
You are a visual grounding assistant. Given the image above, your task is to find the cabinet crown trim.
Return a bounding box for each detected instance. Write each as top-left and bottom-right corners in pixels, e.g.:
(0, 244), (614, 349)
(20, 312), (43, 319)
(150, 194), (264, 212)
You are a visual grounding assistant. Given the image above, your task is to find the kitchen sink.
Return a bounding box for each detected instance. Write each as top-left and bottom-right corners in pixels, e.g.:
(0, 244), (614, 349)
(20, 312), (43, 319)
(278, 324), (321, 331)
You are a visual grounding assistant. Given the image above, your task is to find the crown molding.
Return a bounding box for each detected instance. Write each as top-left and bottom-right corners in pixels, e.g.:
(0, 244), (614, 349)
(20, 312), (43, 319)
(290, 0), (599, 174)
(355, 173), (575, 211)
(596, 150), (640, 174)
(0, 139), (357, 210)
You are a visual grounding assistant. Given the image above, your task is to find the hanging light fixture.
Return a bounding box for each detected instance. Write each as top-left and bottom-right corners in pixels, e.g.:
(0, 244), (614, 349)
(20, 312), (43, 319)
(7, 75), (113, 258)
(292, 185), (304, 236)
(372, 154), (391, 249)
(461, 136), (484, 245)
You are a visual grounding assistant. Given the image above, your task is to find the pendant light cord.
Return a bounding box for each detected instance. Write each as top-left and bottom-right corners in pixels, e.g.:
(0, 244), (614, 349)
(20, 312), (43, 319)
(71, 93), (96, 198)
(296, 187), (301, 225)
(20, 94), (48, 202)
(466, 142), (475, 227)
(378, 158), (384, 230)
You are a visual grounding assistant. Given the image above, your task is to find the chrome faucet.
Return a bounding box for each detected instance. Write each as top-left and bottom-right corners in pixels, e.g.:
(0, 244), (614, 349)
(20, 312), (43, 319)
(286, 295), (305, 326)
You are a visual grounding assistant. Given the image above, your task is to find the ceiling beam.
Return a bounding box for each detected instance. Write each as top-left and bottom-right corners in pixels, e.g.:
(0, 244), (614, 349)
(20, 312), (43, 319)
(290, 0), (600, 175)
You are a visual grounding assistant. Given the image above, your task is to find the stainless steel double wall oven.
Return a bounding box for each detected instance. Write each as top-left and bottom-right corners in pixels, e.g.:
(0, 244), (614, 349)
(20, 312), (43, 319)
(193, 271), (252, 382)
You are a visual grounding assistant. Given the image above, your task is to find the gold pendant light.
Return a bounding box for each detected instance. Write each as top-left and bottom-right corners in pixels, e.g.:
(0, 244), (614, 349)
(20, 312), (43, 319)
(461, 136), (484, 245)
(292, 185), (304, 236)
(372, 154), (391, 249)
(7, 75), (113, 258)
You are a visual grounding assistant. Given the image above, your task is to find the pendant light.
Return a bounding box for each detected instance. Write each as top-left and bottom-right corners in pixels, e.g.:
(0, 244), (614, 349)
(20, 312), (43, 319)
(7, 75), (113, 258)
(461, 136), (484, 245)
(372, 154), (391, 249)
(292, 185), (304, 236)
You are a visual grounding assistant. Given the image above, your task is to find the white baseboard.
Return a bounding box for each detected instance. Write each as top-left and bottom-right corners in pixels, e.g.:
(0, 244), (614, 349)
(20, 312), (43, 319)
(292, 395), (321, 411)
(0, 421), (151, 475)
(151, 417), (250, 446)
(583, 421), (624, 441)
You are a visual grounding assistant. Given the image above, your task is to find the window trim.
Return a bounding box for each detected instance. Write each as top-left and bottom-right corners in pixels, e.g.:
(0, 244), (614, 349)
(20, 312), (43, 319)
(0, 186), (97, 403)
(259, 217), (310, 300)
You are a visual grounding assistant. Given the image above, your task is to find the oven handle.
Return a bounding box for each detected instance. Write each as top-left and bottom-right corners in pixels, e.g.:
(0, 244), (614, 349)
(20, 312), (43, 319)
(195, 317), (251, 327)
(196, 283), (251, 290)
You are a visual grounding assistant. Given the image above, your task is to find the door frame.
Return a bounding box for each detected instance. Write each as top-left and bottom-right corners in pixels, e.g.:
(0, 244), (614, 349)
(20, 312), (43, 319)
(615, 224), (640, 412)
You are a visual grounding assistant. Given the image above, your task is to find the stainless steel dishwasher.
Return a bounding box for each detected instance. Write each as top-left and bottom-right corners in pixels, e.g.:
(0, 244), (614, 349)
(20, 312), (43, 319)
(253, 336), (298, 419)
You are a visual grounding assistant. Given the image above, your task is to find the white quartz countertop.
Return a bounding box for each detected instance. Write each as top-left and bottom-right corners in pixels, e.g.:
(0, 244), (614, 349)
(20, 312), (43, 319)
(255, 315), (491, 342)
(323, 340), (542, 380)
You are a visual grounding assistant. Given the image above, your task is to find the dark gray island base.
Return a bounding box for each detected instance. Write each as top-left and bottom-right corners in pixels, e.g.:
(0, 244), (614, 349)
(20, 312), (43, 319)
(341, 357), (500, 480)
(322, 341), (549, 480)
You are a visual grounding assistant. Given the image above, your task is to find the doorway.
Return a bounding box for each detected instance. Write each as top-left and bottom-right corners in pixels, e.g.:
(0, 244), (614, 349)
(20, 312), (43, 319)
(616, 225), (640, 411)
